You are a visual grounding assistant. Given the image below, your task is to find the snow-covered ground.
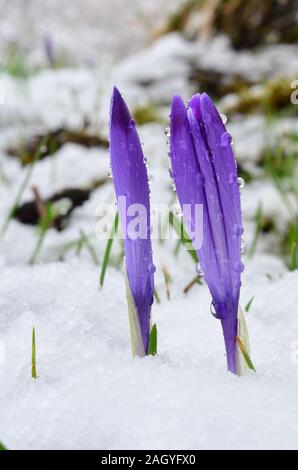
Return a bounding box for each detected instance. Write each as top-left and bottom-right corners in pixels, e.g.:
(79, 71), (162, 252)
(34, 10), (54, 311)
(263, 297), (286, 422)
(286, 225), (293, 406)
(1, 257), (298, 450)
(0, 5), (298, 449)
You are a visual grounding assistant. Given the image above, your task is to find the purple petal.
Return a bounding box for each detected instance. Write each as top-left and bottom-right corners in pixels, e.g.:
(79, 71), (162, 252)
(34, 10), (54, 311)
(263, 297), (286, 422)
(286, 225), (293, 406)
(110, 87), (154, 352)
(188, 93), (243, 374)
(170, 95), (221, 300)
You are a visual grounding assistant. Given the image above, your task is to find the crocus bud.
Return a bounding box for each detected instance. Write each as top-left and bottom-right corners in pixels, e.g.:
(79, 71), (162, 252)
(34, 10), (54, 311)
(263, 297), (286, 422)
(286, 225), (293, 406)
(170, 93), (246, 374)
(109, 87), (155, 356)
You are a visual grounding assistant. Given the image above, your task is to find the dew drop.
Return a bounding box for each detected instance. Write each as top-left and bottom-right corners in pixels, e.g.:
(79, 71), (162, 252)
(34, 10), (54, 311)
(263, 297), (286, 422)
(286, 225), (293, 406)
(196, 172), (205, 185)
(179, 140), (187, 150)
(171, 182), (176, 191)
(148, 263), (156, 274)
(205, 149), (215, 163)
(238, 177), (245, 189)
(210, 301), (218, 318)
(228, 172), (236, 184)
(175, 206), (183, 218)
(195, 261), (204, 276)
(233, 224), (244, 236)
(220, 131), (233, 148)
(200, 121), (209, 135)
(169, 168), (174, 179)
(128, 118), (135, 128)
(164, 127), (170, 137)
(108, 172), (113, 179)
(220, 113), (227, 125)
(240, 236), (246, 254)
(204, 113), (212, 123)
(233, 261), (245, 273)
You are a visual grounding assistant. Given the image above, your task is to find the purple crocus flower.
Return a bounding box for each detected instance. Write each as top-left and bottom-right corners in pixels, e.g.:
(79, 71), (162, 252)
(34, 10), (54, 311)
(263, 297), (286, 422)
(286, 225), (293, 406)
(109, 87), (154, 356)
(169, 93), (244, 374)
(43, 33), (55, 67)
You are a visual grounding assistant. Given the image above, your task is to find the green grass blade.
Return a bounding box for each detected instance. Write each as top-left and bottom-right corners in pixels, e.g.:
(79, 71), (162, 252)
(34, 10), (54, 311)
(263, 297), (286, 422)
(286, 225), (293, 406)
(169, 211), (198, 263)
(237, 337), (256, 372)
(153, 287), (161, 304)
(99, 211), (119, 287)
(0, 134), (49, 238)
(29, 202), (53, 265)
(79, 229), (99, 265)
(32, 327), (37, 379)
(245, 296), (254, 312)
(147, 324), (157, 356)
(290, 243), (297, 271)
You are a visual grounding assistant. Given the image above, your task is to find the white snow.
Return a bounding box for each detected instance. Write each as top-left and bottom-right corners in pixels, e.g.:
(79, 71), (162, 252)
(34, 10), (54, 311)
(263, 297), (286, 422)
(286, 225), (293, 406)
(0, 257), (298, 450)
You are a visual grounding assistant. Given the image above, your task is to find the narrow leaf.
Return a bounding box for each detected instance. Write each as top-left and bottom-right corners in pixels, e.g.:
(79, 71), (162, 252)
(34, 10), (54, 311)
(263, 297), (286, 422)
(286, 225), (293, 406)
(32, 327), (37, 379)
(0, 442), (7, 450)
(237, 337), (256, 372)
(99, 211), (119, 287)
(169, 211), (198, 263)
(79, 229), (99, 265)
(0, 134), (49, 237)
(147, 324), (157, 356)
(245, 296), (254, 312)
(237, 306), (255, 374)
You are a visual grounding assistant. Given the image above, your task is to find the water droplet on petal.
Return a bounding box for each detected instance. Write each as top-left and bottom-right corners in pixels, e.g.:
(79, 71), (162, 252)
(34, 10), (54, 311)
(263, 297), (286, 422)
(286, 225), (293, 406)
(220, 113), (227, 125)
(108, 172), (113, 179)
(220, 131), (233, 147)
(196, 172), (205, 185)
(171, 182), (176, 191)
(210, 301), (218, 318)
(206, 113), (212, 123)
(175, 206), (183, 218)
(238, 177), (245, 189)
(195, 261), (204, 276)
(233, 224), (244, 236)
(200, 122), (209, 135)
(205, 149), (215, 163)
(228, 172), (236, 184)
(217, 212), (224, 222)
(179, 140), (187, 150)
(148, 263), (156, 274)
(164, 127), (170, 137)
(233, 261), (245, 273)
(128, 118), (135, 128)
(241, 236), (246, 254)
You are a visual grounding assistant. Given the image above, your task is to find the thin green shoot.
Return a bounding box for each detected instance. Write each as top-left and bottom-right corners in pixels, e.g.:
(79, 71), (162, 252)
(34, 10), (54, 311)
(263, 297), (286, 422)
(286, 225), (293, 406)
(32, 327), (37, 379)
(245, 296), (254, 313)
(290, 243), (297, 271)
(169, 211), (198, 263)
(79, 229), (99, 265)
(237, 337), (256, 372)
(99, 211), (119, 287)
(0, 134), (49, 237)
(147, 324), (157, 356)
(29, 202), (54, 265)
(162, 265), (172, 300)
(153, 287), (161, 304)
